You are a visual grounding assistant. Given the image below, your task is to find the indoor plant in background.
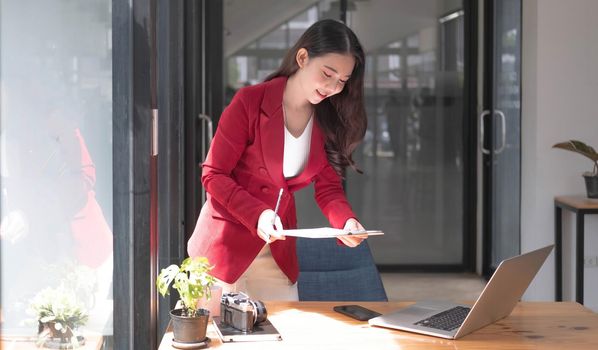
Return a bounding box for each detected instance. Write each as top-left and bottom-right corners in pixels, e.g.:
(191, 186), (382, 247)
(157, 256), (216, 345)
(553, 140), (598, 198)
(28, 285), (89, 349)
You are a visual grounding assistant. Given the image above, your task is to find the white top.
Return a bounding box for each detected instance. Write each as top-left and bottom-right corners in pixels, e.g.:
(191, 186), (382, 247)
(283, 116), (313, 179)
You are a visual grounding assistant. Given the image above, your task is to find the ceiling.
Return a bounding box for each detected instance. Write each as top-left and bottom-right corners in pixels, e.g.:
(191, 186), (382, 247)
(224, 0), (317, 57)
(224, 0), (462, 56)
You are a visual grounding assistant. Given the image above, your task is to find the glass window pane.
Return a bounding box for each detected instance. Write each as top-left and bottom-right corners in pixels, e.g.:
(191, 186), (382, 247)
(1, 0), (113, 346)
(257, 25), (287, 49)
(349, 1), (465, 265)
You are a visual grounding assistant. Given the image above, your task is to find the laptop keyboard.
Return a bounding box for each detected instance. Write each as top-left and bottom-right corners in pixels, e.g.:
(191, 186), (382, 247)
(414, 306), (471, 331)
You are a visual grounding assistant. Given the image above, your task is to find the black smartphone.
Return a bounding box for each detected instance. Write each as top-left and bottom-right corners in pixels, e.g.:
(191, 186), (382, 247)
(333, 304), (382, 321)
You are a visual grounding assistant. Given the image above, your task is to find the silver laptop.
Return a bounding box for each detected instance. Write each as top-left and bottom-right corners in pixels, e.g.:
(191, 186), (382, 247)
(369, 245), (553, 339)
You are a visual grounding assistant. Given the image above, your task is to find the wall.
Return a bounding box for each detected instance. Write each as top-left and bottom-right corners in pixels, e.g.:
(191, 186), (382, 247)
(521, 0), (598, 311)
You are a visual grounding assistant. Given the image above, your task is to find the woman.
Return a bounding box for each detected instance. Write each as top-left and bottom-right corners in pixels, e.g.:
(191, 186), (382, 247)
(188, 19), (368, 301)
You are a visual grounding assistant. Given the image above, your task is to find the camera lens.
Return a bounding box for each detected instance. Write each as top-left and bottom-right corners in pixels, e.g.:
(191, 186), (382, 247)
(250, 300), (268, 324)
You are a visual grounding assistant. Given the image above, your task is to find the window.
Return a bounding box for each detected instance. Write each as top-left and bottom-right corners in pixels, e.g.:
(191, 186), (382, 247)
(1, 0), (113, 347)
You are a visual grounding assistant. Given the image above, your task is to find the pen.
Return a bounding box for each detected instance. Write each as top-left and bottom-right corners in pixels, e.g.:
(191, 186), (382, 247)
(264, 188), (283, 243)
(272, 188), (283, 226)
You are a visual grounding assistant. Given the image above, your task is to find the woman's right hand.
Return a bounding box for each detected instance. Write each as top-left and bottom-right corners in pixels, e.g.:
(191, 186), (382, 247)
(257, 209), (285, 244)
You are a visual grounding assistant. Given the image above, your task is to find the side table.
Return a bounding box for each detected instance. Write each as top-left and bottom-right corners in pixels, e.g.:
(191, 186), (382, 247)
(554, 195), (598, 304)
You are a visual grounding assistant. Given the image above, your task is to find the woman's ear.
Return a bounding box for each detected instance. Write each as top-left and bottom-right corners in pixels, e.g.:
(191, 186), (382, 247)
(296, 48), (309, 68)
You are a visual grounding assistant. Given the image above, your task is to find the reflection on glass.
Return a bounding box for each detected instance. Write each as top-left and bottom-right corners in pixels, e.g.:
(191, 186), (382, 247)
(0, 0), (113, 346)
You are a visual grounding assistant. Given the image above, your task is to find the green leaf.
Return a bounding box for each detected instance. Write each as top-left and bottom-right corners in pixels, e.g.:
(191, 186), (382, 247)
(156, 256), (216, 313)
(156, 264), (180, 296)
(29, 286), (88, 331)
(553, 140), (598, 162)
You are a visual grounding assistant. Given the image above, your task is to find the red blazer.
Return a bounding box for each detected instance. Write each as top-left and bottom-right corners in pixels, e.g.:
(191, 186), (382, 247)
(187, 76), (356, 284)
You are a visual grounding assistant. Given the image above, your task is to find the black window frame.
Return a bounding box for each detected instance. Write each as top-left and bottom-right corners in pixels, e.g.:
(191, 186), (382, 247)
(112, 0), (156, 348)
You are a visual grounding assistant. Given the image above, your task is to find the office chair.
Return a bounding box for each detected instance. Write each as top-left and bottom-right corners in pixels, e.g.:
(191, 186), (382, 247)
(296, 238), (388, 301)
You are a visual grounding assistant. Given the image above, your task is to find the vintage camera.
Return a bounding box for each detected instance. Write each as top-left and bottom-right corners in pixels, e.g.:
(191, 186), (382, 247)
(220, 292), (268, 332)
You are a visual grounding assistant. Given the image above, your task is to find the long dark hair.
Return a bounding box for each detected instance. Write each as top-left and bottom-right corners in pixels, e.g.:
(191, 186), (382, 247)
(265, 19), (367, 176)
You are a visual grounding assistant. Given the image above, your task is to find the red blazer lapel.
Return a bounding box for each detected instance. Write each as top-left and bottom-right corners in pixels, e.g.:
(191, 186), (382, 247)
(260, 77), (287, 190)
(259, 76), (328, 190)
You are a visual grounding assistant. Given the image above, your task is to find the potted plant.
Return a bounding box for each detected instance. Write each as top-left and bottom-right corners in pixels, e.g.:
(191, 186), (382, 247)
(553, 140), (598, 198)
(157, 256), (216, 344)
(28, 285), (89, 349)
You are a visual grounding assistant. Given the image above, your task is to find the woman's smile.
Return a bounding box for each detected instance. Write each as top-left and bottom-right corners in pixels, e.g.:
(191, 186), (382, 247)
(316, 89), (328, 100)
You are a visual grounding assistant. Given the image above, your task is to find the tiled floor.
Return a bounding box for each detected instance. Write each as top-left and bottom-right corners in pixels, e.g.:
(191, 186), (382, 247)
(380, 273), (486, 302)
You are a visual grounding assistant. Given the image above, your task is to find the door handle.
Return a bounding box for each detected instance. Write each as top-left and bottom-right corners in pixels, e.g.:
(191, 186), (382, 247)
(494, 110), (506, 154)
(479, 110), (492, 154)
(198, 113), (213, 161)
(198, 113), (213, 204)
(152, 109), (158, 156)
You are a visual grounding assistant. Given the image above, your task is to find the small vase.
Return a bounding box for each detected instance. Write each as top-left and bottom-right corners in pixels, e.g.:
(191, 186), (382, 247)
(38, 322), (85, 349)
(583, 174), (598, 199)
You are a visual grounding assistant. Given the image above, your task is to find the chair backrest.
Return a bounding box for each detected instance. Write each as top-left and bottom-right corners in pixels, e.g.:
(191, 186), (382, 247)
(296, 238), (388, 301)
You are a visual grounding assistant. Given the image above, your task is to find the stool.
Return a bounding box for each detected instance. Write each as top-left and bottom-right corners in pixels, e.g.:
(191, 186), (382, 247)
(554, 195), (598, 304)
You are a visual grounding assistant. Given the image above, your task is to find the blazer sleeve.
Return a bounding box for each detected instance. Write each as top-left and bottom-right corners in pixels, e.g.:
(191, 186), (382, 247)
(201, 90), (270, 234)
(313, 161), (357, 229)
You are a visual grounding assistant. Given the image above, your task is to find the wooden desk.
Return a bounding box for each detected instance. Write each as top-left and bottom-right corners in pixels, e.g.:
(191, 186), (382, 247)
(554, 195), (598, 304)
(159, 301), (598, 350)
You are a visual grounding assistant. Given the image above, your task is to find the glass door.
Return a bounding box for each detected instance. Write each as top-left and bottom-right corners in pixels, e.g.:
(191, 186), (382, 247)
(482, 0), (522, 277)
(345, 0), (474, 269)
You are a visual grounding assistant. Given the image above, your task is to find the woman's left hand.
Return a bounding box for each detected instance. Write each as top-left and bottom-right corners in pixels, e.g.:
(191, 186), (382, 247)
(338, 218), (367, 247)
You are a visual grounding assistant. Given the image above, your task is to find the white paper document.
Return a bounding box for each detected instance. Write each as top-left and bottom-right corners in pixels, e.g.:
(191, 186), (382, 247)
(280, 228), (384, 239)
